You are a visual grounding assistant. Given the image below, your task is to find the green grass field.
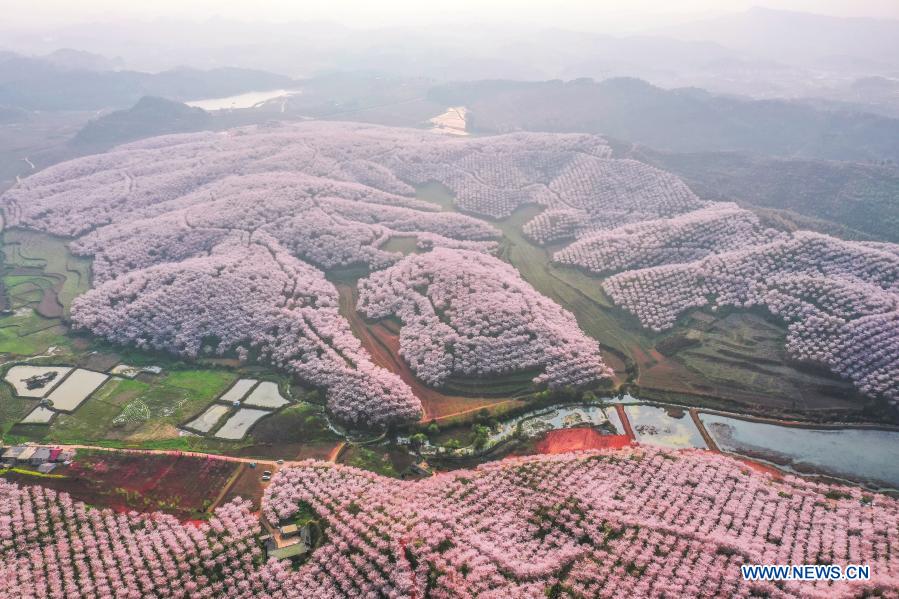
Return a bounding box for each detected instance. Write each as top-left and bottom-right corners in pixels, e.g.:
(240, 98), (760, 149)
(339, 445), (400, 477)
(250, 403), (340, 445)
(2, 229), (91, 315)
(0, 229), (91, 355)
(6, 367), (240, 446)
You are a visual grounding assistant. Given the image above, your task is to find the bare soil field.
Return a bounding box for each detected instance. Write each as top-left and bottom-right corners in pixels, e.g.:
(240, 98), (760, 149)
(534, 428), (632, 454)
(220, 463), (266, 512)
(3, 451), (239, 520)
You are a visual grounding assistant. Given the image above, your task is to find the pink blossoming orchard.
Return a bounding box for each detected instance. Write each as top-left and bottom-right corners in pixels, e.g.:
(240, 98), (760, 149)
(1, 121), (898, 598)
(4, 122), (895, 416)
(357, 248), (612, 388)
(2, 448), (898, 598)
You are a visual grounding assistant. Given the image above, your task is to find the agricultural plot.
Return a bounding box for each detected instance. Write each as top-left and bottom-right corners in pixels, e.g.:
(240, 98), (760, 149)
(214, 408), (271, 440)
(10, 368), (238, 447)
(1, 229), (91, 319)
(219, 378), (258, 403)
(3, 365), (71, 397)
(243, 381), (289, 408)
(184, 403), (231, 433)
(182, 378), (290, 439)
(2, 450), (241, 520)
(0, 229), (90, 357)
(0, 308), (70, 356)
(44, 368), (108, 412)
(5, 365), (110, 427)
(19, 405), (55, 424)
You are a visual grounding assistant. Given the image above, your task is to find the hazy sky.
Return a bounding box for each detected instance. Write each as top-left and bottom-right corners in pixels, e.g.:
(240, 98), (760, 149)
(5, 0), (899, 32)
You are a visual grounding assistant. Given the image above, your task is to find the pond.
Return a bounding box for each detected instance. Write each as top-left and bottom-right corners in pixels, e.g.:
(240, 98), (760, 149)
(214, 408), (271, 440)
(46, 369), (109, 412)
(185, 404), (231, 434)
(20, 405), (56, 424)
(623, 404), (706, 449)
(220, 378), (258, 403)
(700, 413), (899, 490)
(243, 382), (290, 409)
(4, 365), (71, 397)
(489, 403), (624, 445)
(421, 402), (625, 457)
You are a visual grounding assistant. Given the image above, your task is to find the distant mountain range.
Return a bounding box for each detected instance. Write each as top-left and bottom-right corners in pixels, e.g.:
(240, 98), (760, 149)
(431, 77), (899, 163)
(40, 48), (125, 71)
(659, 7), (899, 71)
(0, 104), (27, 124)
(3, 8), (898, 109)
(0, 51), (297, 111)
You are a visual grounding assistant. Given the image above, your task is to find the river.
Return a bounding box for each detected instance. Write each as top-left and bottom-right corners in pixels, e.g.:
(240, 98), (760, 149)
(185, 89), (300, 111)
(422, 396), (899, 490)
(700, 413), (899, 491)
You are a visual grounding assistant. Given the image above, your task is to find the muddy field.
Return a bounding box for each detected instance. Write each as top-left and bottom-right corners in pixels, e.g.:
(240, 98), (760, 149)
(3, 451), (240, 520)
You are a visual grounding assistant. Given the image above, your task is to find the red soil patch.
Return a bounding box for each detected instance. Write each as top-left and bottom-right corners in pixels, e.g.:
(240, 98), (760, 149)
(220, 466), (266, 512)
(737, 457), (785, 480)
(6, 452), (240, 520)
(535, 429), (633, 454)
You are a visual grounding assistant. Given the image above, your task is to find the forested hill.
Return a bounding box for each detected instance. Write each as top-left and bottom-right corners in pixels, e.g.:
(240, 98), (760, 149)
(430, 78), (899, 164)
(620, 145), (899, 244)
(73, 97), (212, 148)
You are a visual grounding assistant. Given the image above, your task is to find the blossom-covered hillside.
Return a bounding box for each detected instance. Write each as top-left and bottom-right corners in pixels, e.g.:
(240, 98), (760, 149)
(70, 234), (421, 426)
(603, 232), (899, 404)
(357, 248), (612, 388)
(0, 122), (634, 426)
(2, 121), (897, 415)
(3, 447), (897, 598)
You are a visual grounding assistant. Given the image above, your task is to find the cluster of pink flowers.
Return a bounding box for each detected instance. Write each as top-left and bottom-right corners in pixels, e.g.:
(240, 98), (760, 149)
(260, 447), (899, 598)
(382, 131), (613, 219)
(3, 123), (535, 428)
(357, 248), (612, 388)
(603, 232), (899, 404)
(521, 208), (588, 244)
(543, 157), (706, 229)
(71, 234), (421, 426)
(0, 480), (264, 598)
(555, 203), (785, 275)
(65, 170), (498, 282)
